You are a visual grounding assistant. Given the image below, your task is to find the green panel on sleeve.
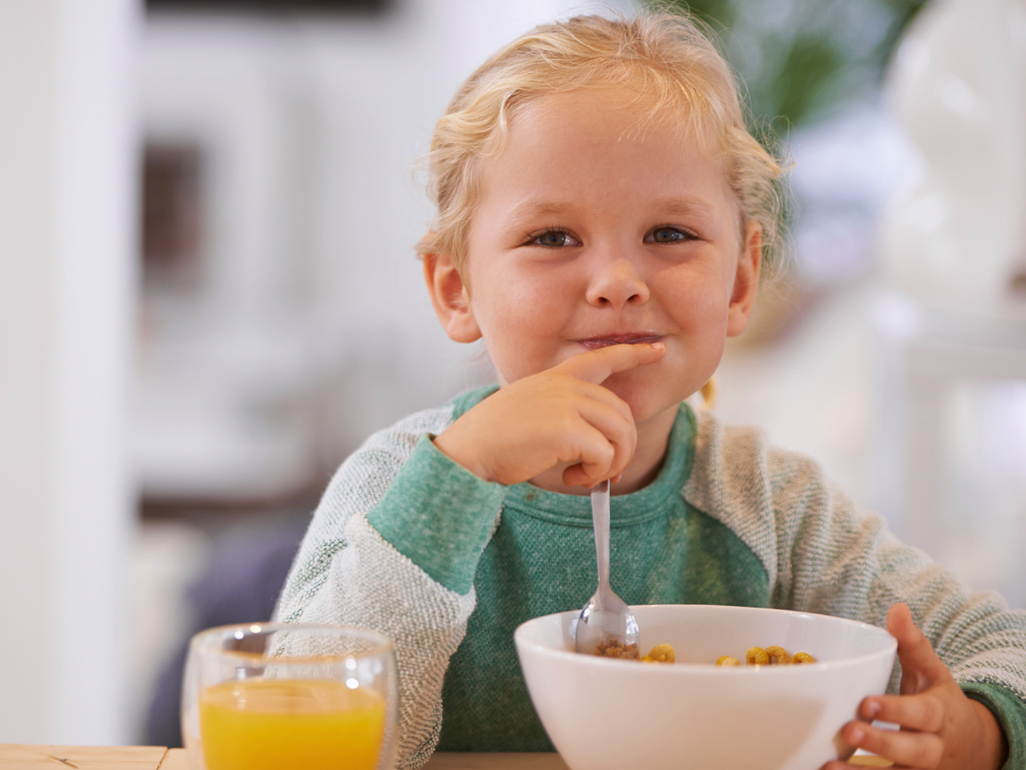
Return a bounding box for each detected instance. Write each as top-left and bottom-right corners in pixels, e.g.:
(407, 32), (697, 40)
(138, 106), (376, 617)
(961, 682), (1026, 770)
(367, 434), (506, 595)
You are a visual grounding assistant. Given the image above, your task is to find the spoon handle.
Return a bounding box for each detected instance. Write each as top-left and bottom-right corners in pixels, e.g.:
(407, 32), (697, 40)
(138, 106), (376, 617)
(591, 480), (611, 593)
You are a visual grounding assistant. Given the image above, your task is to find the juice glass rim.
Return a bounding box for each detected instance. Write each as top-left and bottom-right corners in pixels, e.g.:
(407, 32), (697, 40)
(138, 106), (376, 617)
(188, 622), (394, 664)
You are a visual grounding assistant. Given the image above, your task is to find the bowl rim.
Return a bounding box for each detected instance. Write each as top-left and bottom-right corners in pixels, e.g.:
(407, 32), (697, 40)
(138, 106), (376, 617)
(514, 604), (897, 673)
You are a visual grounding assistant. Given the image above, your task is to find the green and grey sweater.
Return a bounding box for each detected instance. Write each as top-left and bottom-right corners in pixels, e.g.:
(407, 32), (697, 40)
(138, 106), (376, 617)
(275, 385), (1026, 769)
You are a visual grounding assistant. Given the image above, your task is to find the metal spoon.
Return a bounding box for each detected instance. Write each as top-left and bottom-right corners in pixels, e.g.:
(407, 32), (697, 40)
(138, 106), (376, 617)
(575, 479), (640, 657)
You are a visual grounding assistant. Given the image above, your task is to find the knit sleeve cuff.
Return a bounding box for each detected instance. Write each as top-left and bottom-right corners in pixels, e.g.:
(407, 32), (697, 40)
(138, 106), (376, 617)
(961, 681), (1026, 770)
(367, 433), (507, 595)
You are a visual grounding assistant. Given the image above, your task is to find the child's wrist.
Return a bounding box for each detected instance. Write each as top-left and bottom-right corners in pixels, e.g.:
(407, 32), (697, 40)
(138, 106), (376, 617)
(432, 431), (494, 483)
(968, 698), (1008, 770)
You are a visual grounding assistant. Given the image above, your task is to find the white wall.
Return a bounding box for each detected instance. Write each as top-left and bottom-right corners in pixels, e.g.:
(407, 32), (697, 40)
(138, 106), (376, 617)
(0, 0), (139, 744)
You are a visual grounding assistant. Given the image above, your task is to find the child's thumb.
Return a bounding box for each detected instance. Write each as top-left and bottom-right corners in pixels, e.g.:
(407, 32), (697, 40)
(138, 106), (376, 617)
(887, 603), (951, 694)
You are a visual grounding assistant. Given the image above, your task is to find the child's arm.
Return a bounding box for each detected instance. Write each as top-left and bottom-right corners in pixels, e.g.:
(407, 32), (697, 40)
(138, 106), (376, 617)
(825, 603), (1008, 770)
(274, 344), (661, 770)
(683, 415), (1026, 770)
(434, 342), (665, 489)
(274, 405), (506, 770)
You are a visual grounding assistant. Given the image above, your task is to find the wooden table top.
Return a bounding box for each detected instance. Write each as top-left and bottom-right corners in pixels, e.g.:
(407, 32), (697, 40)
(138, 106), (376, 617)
(0, 744), (892, 768)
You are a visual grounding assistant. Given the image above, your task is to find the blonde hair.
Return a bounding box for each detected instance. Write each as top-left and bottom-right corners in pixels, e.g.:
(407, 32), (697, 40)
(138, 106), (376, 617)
(417, 10), (789, 279)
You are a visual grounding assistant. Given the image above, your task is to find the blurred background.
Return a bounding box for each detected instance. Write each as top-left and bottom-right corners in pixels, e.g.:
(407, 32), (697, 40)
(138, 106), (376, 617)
(1, 0), (1024, 748)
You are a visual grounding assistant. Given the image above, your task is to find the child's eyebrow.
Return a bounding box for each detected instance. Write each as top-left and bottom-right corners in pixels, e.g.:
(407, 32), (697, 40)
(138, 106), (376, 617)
(506, 199), (574, 221)
(506, 196), (717, 222)
(652, 197), (717, 220)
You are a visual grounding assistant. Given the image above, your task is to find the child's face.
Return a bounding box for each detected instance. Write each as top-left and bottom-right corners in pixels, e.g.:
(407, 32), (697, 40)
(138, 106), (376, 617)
(430, 86), (760, 428)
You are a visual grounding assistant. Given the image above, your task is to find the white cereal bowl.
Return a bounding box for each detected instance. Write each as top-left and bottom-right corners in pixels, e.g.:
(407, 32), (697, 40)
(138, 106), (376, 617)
(514, 604), (896, 770)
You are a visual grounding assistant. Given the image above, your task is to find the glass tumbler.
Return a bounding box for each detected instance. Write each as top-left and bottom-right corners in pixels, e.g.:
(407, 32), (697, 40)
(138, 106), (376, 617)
(182, 623), (397, 770)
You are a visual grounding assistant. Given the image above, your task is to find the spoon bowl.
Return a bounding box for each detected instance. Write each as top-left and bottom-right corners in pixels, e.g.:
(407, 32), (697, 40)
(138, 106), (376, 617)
(574, 480), (640, 656)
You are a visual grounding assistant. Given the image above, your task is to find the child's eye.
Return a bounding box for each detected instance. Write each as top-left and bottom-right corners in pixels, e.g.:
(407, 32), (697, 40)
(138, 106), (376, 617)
(646, 226), (694, 244)
(528, 230), (579, 248)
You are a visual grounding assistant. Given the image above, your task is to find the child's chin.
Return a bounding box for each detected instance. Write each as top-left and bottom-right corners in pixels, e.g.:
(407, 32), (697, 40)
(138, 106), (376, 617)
(609, 386), (683, 426)
(605, 374), (690, 418)
(633, 401), (685, 429)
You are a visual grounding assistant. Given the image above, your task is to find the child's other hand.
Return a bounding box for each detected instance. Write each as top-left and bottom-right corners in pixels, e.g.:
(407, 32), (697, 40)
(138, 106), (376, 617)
(433, 342), (664, 488)
(823, 603), (1008, 770)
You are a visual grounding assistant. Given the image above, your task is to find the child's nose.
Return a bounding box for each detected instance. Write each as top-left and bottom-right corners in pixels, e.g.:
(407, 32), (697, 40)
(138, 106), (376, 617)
(585, 256), (650, 309)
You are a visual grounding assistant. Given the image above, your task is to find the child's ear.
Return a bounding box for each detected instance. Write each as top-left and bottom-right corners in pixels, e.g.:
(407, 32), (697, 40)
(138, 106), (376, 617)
(423, 251), (482, 343)
(726, 221), (762, 337)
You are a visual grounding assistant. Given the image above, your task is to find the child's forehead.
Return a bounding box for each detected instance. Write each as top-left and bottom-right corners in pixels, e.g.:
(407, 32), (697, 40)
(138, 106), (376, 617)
(505, 82), (716, 147)
(473, 88), (737, 220)
(499, 84), (721, 162)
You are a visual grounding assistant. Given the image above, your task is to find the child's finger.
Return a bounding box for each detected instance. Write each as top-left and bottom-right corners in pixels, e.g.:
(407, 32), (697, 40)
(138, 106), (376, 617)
(860, 692), (945, 734)
(561, 423), (618, 487)
(558, 342), (665, 385)
(569, 390), (638, 477)
(571, 379), (637, 426)
(887, 603), (952, 693)
(561, 430), (629, 488)
(841, 720), (944, 769)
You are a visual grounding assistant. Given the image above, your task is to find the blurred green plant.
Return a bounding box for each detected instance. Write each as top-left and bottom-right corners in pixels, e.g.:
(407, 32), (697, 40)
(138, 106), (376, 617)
(655, 0), (930, 133)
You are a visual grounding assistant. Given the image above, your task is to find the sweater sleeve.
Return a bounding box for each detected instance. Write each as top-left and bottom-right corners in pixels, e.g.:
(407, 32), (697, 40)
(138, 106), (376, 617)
(684, 411), (1026, 769)
(274, 407), (506, 770)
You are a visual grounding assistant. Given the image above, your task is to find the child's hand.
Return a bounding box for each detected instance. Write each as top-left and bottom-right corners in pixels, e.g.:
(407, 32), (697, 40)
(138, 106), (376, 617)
(823, 603), (1008, 770)
(433, 342), (665, 488)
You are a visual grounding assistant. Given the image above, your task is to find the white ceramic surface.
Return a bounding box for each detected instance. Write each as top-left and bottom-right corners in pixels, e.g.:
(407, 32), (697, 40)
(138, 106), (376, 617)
(514, 604), (897, 770)
(880, 0), (1026, 318)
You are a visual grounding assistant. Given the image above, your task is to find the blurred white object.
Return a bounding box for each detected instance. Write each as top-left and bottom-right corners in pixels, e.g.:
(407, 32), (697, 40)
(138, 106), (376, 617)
(871, 291), (1026, 609)
(879, 0), (1026, 318)
(871, 0), (1026, 608)
(0, 0), (138, 745)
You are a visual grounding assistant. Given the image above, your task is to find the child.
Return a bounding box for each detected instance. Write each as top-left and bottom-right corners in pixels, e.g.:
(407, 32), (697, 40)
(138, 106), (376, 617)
(275, 11), (1026, 770)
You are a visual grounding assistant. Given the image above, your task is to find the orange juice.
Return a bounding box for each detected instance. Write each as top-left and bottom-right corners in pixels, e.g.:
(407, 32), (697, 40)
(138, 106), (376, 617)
(199, 678), (386, 770)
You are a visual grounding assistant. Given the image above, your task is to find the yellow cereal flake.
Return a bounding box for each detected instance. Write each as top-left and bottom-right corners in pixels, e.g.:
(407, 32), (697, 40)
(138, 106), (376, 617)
(590, 639), (817, 667)
(721, 646), (817, 666)
(746, 647), (770, 666)
(646, 644), (676, 663)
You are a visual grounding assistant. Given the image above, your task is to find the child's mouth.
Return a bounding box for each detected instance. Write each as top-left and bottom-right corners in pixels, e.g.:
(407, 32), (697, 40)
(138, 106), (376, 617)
(578, 334), (663, 350)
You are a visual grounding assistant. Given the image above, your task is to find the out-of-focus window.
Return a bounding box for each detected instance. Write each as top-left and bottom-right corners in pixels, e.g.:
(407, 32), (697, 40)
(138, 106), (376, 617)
(142, 143), (204, 290)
